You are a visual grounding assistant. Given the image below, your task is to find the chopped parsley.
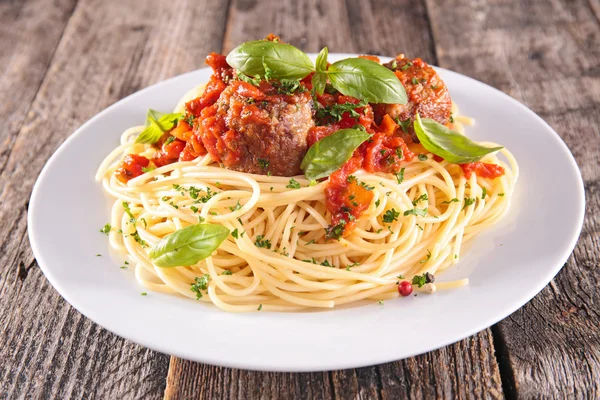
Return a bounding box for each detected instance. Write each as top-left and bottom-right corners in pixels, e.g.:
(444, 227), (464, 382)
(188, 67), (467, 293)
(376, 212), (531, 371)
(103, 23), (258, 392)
(442, 198), (459, 204)
(412, 193), (428, 206)
(190, 274), (210, 300)
(360, 181), (375, 191)
(131, 231), (147, 247)
(395, 146), (404, 160)
(498, 193), (505, 197)
(420, 249), (432, 264)
(100, 223), (111, 235)
(188, 186), (201, 199)
(141, 166), (155, 173)
(325, 219), (346, 240)
(286, 178), (301, 189)
(383, 208), (400, 223)
(482, 187), (487, 199)
(378, 300), (384, 305)
(401, 61), (413, 71)
(164, 136), (176, 145)
(449, 115), (455, 123)
(316, 100), (367, 123)
(396, 118), (411, 133)
(185, 114), (195, 126)
(411, 77), (419, 85)
(404, 207), (428, 217)
(229, 200), (242, 212)
(257, 304), (263, 311)
(199, 188), (216, 203)
(222, 270), (233, 275)
(141, 292), (147, 296)
(462, 197), (476, 210)
(321, 260), (333, 268)
(190, 205), (199, 213)
(418, 154), (428, 161)
(411, 274), (427, 288)
(254, 235), (272, 249)
(258, 158), (270, 169)
(272, 78), (306, 95)
(231, 228), (239, 239)
(375, 199), (381, 207)
(395, 168), (405, 184)
(122, 202), (135, 223)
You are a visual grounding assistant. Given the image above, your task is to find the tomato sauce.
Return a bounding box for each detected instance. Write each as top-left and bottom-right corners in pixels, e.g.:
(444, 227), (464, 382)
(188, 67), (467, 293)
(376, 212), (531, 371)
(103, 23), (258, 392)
(315, 101), (415, 238)
(185, 53), (232, 117)
(116, 154), (149, 183)
(460, 162), (505, 179)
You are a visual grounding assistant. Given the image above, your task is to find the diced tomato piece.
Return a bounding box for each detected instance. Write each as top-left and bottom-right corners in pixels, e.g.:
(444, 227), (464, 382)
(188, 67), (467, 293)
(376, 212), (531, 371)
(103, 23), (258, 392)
(152, 138), (186, 167)
(115, 154), (149, 183)
(460, 162), (505, 179)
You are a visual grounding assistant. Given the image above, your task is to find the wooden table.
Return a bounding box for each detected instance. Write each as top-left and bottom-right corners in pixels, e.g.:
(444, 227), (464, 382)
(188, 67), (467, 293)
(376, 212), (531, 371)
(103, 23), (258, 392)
(1, 0), (598, 398)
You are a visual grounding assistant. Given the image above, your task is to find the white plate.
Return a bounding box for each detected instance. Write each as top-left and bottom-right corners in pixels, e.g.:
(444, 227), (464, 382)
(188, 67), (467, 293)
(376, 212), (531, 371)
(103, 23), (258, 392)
(28, 54), (585, 372)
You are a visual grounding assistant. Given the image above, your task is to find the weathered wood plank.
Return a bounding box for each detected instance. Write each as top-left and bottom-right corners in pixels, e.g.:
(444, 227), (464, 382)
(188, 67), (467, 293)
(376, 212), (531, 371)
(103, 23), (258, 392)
(165, 330), (502, 399)
(0, 0), (77, 177)
(0, 0), (230, 398)
(427, 0), (600, 397)
(165, 1), (504, 398)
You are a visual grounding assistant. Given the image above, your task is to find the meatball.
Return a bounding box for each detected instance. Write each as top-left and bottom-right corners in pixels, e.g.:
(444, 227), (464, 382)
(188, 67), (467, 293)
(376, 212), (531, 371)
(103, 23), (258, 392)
(199, 80), (314, 176)
(375, 56), (452, 142)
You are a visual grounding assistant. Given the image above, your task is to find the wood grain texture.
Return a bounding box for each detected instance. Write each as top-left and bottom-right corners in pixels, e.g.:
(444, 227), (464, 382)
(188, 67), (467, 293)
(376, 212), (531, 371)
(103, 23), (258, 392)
(165, 1), (503, 398)
(0, 0), (229, 398)
(166, 330), (502, 399)
(427, 0), (600, 397)
(0, 0), (77, 178)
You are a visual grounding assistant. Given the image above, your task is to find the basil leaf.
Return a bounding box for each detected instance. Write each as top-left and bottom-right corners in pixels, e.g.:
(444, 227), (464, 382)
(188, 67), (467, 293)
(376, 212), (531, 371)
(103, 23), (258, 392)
(149, 224), (230, 267)
(136, 109), (182, 144)
(300, 129), (370, 180)
(226, 40), (314, 80)
(414, 114), (503, 164)
(316, 47), (328, 72)
(327, 58), (407, 104)
(312, 72), (327, 95)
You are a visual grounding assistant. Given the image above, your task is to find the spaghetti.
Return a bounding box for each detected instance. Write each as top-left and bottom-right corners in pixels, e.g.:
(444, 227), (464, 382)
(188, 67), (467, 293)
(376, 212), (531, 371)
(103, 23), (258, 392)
(97, 38), (518, 312)
(96, 88), (518, 312)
